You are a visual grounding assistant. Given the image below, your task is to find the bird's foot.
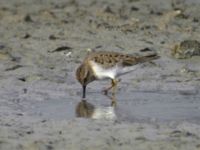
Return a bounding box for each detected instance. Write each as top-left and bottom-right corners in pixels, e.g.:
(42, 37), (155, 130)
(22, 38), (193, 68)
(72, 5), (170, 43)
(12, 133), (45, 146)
(102, 88), (109, 95)
(111, 100), (117, 107)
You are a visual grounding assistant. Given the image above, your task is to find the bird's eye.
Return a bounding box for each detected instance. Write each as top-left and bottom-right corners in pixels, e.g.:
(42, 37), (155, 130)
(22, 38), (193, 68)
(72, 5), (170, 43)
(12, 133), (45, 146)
(83, 77), (87, 84)
(83, 71), (89, 84)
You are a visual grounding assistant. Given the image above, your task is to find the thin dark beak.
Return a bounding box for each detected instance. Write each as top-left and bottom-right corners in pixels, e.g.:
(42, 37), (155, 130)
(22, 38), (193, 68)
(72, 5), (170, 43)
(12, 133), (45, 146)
(82, 85), (86, 99)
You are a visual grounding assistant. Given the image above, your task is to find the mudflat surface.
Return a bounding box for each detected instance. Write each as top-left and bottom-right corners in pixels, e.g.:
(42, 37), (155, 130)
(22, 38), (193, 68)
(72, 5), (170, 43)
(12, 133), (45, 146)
(0, 0), (200, 149)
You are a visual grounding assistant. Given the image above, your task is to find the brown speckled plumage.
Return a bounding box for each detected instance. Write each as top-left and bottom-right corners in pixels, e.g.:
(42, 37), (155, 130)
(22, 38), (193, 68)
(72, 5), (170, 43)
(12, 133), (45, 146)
(83, 51), (138, 68)
(76, 51), (159, 99)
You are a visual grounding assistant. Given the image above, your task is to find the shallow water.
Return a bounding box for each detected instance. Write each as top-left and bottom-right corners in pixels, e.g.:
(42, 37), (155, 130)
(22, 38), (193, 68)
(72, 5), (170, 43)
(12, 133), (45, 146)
(30, 90), (200, 124)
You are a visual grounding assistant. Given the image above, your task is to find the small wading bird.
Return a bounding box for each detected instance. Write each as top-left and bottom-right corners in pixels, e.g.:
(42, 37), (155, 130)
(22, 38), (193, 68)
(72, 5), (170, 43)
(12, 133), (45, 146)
(76, 51), (159, 99)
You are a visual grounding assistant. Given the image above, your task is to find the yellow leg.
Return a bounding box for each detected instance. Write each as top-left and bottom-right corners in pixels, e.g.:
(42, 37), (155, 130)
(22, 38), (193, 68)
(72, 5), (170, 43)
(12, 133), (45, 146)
(104, 93), (117, 107)
(111, 79), (118, 96)
(110, 95), (117, 107)
(103, 79), (119, 95)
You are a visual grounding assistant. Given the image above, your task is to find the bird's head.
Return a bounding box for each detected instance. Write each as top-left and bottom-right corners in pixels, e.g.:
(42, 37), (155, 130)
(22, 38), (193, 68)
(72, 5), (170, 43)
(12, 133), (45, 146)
(76, 63), (95, 98)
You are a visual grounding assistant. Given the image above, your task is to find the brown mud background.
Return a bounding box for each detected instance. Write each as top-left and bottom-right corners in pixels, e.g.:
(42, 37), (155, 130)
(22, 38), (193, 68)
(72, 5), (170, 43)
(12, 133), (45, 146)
(0, 0), (200, 149)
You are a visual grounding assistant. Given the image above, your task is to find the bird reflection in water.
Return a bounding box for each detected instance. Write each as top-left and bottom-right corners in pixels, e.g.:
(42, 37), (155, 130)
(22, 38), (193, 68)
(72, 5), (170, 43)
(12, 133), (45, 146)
(75, 96), (117, 120)
(75, 100), (95, 118)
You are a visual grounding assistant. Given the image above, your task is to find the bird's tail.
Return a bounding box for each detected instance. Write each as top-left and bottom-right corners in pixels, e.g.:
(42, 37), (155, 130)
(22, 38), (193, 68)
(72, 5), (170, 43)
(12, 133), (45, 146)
(136, 53), (160, 63)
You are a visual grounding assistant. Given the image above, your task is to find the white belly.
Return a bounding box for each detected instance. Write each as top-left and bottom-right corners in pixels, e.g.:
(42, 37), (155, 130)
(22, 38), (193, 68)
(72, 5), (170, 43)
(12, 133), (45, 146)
(90, 61), (140, 80)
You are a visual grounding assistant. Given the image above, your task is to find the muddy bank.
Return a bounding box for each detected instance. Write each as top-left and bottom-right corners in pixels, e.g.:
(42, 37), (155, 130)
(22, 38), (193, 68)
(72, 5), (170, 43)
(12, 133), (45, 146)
(0, 0), (200, 149)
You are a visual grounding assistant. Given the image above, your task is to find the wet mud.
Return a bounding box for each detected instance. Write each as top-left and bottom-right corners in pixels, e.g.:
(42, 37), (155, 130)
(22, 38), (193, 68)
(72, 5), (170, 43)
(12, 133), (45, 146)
(0, 0), (200, 149)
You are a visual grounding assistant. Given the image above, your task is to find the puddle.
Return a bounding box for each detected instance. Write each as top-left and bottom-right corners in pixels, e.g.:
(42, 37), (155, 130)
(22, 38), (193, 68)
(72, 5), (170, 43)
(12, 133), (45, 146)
(29, 91), (200, 123)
